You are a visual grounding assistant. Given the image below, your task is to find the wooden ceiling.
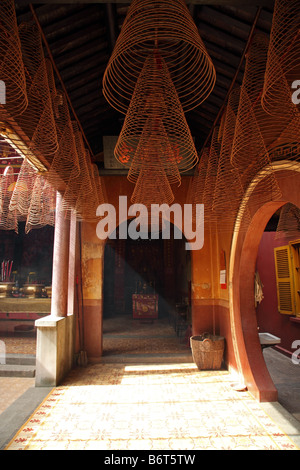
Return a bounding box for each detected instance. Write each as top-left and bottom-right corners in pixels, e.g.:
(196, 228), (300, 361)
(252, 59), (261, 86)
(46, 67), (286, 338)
(14, 1), (275, 166)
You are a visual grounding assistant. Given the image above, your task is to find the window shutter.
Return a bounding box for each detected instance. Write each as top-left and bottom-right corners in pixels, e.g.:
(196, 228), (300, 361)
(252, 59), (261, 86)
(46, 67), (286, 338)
(274, 245), (295, 314)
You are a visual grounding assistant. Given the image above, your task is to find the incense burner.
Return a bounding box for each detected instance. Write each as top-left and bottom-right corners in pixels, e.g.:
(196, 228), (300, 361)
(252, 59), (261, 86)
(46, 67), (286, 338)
(20, 284), (44, 299)
(0, 282), (15, 298)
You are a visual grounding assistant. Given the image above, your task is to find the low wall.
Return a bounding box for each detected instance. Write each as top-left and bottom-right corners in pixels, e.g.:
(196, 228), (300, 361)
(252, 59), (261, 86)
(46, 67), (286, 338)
(35, 314), (75, 387)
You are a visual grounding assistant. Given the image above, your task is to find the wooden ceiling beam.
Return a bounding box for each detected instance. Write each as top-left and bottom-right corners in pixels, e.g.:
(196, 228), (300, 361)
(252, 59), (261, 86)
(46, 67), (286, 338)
(18, 1), (274, 5)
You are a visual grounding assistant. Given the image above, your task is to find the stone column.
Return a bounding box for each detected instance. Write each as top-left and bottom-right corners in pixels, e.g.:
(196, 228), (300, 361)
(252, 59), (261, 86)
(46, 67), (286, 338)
(35, 192), (74, 386)
(51, 192), (71, 318)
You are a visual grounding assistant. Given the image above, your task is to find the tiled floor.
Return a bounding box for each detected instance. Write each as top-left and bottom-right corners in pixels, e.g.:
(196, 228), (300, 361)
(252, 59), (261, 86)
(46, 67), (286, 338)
(4, 362), (300, 450)
(1, 314), (300, 450)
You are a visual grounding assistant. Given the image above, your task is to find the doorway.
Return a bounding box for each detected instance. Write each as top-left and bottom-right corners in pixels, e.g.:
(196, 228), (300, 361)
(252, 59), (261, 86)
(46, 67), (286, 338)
(102, 221), (191, 358)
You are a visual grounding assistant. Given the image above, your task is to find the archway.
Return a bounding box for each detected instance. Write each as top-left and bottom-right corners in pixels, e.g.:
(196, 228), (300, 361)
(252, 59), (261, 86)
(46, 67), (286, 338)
(229, 162), (300, 402)
(102, 220), (191, 358)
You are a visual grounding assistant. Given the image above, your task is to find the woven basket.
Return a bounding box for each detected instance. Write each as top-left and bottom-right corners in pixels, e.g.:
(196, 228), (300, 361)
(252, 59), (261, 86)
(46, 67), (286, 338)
(190, 333), (225, 370)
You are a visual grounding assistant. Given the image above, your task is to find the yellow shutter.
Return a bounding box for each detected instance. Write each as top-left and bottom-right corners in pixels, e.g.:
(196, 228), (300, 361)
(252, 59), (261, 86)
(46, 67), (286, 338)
(289, 241), (300, 317)
(274, 245), (295, 314)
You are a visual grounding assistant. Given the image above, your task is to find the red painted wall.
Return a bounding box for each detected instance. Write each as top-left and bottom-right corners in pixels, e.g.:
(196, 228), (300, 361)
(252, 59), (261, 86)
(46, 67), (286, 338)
(256, 231), (300, 356)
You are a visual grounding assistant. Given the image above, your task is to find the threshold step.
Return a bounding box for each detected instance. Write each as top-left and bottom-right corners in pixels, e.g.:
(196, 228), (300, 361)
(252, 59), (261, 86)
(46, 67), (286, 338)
(4, 354), (36, 366)
(0, 364), (36, 377)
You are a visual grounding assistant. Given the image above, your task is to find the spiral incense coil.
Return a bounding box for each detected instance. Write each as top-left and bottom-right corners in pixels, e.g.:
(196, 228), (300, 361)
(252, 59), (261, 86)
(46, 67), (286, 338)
(77, 158), (101, 221)
(186, 148), (208, 206)
(74, 149), (96, 221)
(275, 203), (300, 239)
(186, 148), (210, 232)
(115, 51), (198, 175)
(126, 116), (182, 187)
(46, 92), (80, 190)
(129, 141), (175, 207)
(131, 164), (175, 209)
(0, 0), (28, 119)
(212, 88), (248, 230)
(0, 166), (18, 231)
(261, 0), (300, 172)
(25, 175), (56, 233)
(61, 122), (92, 215)
(231, 34), (282, 200)
(17, 23), (58, 162)
(103, 0), (215, 114)
(9, 158), (37, 221)
(262, 0), (300, 117)
(92, 164), (107, 207)
(203, 127), (221, 225)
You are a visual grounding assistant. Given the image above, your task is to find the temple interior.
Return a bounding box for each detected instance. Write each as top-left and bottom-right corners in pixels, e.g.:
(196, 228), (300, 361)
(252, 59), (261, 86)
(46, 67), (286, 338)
(0, 0), (300, 451)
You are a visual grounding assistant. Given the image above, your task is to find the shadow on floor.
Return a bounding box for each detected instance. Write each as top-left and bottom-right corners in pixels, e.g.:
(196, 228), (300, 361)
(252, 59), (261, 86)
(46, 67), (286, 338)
(263, 347), (300, 423)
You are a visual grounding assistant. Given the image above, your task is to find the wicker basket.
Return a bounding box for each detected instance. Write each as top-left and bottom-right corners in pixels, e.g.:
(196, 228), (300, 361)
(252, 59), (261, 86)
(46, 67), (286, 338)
(190, 333), (225, 370)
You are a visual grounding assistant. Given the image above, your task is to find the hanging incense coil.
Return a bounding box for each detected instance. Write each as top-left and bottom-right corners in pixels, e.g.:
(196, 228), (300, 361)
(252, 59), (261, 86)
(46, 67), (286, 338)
(46, 92), (80, 192)
(74, 149), (95, 221)
(0, 166), (18, 231)
(25, 175), (56, 233)
(126, 116), (181, 187)
(103, 0), (215, 114)
(186, 148), (209, 229)
(212, 88), (249, 231)
(17, 23), (58, 162)
(61, 122), (93, 219)
(131, 161), (175, 208)
(115, 51), (198, 175)
(203, 127), (221, 227)
(92, 163), (107, 207)
(261, 0), (300, 172)
(186, 149), (208, 206)
(44, 63), (80, 190)
(231, 34), (282, 202)
(76, 156), (100, 222)
(262, 0), (300, 118)
(9, 158), (37, 221)
(275, 203), (300, 239)
(0, 0), (28, 119)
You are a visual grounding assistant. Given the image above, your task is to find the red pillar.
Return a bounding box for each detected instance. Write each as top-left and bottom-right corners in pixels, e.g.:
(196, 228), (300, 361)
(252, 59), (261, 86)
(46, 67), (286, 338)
(51, 192), (71, 318)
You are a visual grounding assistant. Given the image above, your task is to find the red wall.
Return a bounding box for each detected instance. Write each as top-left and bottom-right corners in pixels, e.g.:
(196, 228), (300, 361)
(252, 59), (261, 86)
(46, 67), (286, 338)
(256, 231), (300, 356)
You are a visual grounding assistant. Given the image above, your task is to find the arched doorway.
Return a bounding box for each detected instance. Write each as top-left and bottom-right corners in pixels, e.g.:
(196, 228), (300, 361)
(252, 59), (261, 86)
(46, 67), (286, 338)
(102, 220), (191, 359)
(229, 162), (300, 401)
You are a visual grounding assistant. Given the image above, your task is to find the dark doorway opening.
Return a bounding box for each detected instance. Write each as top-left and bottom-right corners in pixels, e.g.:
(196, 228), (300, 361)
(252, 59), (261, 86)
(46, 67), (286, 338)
(102, 221), (191, 358)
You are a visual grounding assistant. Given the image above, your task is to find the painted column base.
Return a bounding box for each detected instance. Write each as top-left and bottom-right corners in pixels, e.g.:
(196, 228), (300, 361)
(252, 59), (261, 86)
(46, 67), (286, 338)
(35, 315), (75, 387)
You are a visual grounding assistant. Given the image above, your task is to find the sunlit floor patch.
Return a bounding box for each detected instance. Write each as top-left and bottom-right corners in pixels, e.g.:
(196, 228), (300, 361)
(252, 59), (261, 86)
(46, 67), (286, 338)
(5, 362), (299, 450)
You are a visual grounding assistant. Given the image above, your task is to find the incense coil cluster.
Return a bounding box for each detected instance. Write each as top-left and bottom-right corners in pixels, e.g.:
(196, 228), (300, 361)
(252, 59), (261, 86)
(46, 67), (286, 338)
(0, 4), (107, 227)
(0, 0), (28, 119)
(103, 0), (215, 207)
(0, 159), (56, 233)
(103, 0), (216, 114)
